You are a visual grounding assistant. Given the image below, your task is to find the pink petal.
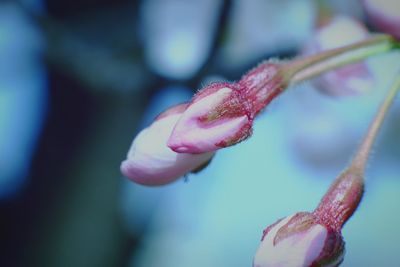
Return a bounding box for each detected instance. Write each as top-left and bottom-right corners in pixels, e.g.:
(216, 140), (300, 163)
(168, 87), (250, 153)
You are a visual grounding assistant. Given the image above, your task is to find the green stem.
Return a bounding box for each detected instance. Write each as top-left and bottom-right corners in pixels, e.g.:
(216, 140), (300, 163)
(283, 34), (397, 84)
(350, 73), (400, 173)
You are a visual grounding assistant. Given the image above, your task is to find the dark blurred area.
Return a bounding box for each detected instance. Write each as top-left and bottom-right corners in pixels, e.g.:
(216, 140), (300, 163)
(0, 0), (278, 266)
(1, 0), (399, 266)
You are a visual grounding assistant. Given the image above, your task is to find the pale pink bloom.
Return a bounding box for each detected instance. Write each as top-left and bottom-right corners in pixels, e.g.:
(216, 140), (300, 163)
(305, 15), (373, 96)
(253, 212), (344, 267)
(363, 0), (400, 40)
(120, 104), (214, 186)
(168, 83), (253, 153)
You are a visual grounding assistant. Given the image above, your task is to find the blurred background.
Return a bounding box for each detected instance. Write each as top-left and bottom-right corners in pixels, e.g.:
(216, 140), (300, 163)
(0, 0), (399, 266)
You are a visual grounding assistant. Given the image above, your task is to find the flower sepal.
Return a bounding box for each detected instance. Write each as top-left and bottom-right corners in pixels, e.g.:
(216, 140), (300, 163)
(254, 212), (345, 267)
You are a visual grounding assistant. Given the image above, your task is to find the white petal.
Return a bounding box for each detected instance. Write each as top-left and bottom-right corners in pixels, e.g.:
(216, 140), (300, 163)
(122, 113), (214, 185)
(253, 215), (327, 267)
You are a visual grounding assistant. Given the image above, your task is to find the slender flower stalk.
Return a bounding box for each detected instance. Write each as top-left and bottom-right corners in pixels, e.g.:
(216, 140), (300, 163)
(351, 74), (400, 172)
(169, 34), (399, 154)
(290, 34), (394, 84)
(314, 72), (400, 231)
(253, 73), (400, 266)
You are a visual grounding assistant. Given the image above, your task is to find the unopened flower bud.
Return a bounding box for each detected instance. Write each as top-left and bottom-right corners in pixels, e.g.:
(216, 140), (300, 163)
(363, 0), (400, 40)
(167, 82), (254, 153)
(168, 35), (396, 154)
(168, 63), (286, 153)
(253, 72), (400, 266)
(120, 103), (214, 186)
(253, 212), (345, 267)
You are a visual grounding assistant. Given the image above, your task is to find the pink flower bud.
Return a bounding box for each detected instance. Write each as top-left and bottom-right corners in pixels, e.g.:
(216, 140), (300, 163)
(168, 63), (286, 153)
(167, 34), (394, 153)
(305, 15), (373, 96)
(253, 212), (345, 267)
(363, 0), (400, 40)
(120, 103), (214, 186)
(253, 71), (400, 266)
(167, 83), (253, 153)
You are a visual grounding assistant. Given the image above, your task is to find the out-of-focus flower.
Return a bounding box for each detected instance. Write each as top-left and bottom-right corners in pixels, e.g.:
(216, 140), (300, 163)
(0, 2), (47, 198)
(362, 0), (400, 40)
(121, 103), (214, 186)
(221, 0), (314, 70)
(168, 63), (285, 153)
(304, 15), (373, 96)
(141, 0), (220, 79)
(253, 212), (344, 267)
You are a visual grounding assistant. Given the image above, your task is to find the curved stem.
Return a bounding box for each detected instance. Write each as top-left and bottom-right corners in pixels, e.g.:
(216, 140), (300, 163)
(351, 73), (400, 173)
(314, 72), (400, 230)
(285, 34), (396, 84)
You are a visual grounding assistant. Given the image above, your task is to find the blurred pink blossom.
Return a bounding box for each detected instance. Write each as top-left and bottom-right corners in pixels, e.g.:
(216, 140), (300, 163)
(363, 0), (400, 40)
(305, 15), (374, 96)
